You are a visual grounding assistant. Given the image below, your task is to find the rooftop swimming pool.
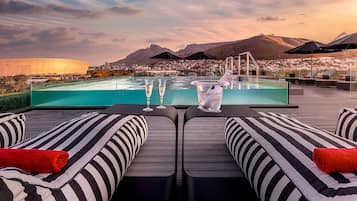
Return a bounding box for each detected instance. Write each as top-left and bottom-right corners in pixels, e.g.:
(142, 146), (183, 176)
(31, 76), (289, 106)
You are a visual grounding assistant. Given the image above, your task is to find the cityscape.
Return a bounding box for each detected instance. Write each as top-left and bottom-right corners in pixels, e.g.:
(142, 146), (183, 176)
(90, 55), (357, 74)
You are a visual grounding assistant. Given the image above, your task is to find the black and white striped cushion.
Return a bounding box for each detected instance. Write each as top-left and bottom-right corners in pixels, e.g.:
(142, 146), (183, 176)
(0, 112), (148, 201)
(0, 113), (26, 148)
(225, 112), (357, 201)
(335, 107), (357, 141)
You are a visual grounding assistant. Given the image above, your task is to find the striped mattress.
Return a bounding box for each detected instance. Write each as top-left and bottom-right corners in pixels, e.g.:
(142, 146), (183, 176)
(335, 108), (357, 141)
(225, 112), (357, 201)
(0, 112), (148, 201)
(0, 113), (26, 148)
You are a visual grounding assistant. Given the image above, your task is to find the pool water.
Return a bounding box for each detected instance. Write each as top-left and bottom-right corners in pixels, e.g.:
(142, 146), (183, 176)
(31, 76), (289, 106)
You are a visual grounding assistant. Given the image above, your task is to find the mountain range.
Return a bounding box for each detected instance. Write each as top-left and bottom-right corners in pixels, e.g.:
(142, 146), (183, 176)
(111, 34), (355, 66)
(112, 44), (173, 66)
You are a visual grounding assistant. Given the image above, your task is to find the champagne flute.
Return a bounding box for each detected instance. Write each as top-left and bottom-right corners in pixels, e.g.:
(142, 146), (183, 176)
(143, 79), (154, 112)
(157, 79), (166, 109)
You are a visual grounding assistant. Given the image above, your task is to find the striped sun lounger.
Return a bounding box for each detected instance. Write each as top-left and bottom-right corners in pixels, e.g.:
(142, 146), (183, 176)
(0, 112), (148, 201)
(225, 112), (357, 201)
(0, 113), (26, 148)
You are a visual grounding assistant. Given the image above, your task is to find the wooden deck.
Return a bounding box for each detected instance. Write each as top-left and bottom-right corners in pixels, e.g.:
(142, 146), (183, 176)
(272, 84), (357, 132)
(22, 84), (357, 199)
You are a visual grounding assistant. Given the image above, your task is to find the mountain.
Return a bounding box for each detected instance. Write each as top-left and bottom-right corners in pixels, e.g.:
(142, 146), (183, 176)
(205, 34), (310, 60)
(112, 34), (357, 66)
(334, 32), (348, 41)
(176, 41), (233, 57)
(112, 44), (173, 66)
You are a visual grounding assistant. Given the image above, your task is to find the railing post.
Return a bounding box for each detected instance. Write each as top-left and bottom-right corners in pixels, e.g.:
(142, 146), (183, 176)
(246, 53), (249, 77)
(238, 56), (241, 77)
(225, 58), (228, 72)
(230, 56), (234, 72)
(30, 81), (32, 107)
(250, 52), (259, 80)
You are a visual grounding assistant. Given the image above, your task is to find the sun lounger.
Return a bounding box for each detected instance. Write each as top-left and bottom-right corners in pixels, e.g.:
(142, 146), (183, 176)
(285, 73), (303, 84)
(0, 113), (25, 148)
(315, 69), (337, 87)
(340, 70), (357, 81)
(285, 77), (298, 84)
(315, 79), (336, 87)
(316, 68), (337, 79)
(336, 80), (357, 90)
(0, 112), (148, 201)
(297, 70), (318, 85)
(335, 70), (357, 90)
(297, 77), (316, 85)
(225, 111), (357, 201)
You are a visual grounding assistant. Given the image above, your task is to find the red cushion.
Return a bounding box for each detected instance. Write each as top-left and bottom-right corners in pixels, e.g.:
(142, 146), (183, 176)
(313, 148), (357, 173)
(0, 148), (69, 173)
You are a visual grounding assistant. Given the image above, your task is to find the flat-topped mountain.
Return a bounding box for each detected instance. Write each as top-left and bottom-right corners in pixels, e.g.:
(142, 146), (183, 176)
(112, 34), (357, 66)
(176, 41), (233, 57)
(112, 44), (173, 66)
(205, 34), (309, 60)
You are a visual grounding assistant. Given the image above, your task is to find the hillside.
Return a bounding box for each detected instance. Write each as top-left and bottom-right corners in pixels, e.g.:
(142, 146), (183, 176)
(112, 34), (357, 66)
(205, 35), (309, 60)
(176, 41), (233, 57)
(112, 44), (173, 66)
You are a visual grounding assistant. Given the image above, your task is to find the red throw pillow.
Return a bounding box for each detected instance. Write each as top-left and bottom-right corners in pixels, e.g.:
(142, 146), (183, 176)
(313, 148), (357, 173)
(0, 148), (69, 173)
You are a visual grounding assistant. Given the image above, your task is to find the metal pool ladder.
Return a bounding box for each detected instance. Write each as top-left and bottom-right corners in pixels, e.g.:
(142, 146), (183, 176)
(237, 51), (260, 79)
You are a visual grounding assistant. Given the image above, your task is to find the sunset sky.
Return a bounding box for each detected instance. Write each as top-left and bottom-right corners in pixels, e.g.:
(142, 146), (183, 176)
(0, 0), (357, 65)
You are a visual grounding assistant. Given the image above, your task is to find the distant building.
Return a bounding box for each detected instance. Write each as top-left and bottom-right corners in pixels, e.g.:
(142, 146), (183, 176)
(0, 58), (89, 76)
(88, 62), (128, 71)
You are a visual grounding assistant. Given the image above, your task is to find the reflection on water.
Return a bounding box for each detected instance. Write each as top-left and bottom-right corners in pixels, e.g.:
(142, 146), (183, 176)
(31, 76), (289, 106)
(39, 76), (286, 91)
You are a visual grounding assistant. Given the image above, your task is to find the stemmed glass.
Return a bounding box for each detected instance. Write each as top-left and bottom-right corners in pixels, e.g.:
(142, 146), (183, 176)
(157, 79), (166, 109)
(143, 79), (154, 112)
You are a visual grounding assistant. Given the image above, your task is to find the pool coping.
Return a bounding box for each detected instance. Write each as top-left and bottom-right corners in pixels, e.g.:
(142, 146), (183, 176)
(11, 104), (299, 114)
(30, 79), (292, 107)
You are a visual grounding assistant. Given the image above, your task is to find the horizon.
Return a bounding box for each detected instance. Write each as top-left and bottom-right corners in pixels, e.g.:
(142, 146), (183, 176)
(0, 0), (357, 65)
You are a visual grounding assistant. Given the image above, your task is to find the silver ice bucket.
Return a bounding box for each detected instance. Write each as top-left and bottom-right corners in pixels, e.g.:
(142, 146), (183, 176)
(191, 80), (228, 112)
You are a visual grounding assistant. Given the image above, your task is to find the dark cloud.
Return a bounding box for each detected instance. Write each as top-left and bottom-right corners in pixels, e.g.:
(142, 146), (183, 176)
(78, 31), (126, 42)
(79, 32), (110, 38)
(0, 0), (143, 18)
(0, 25), (27, 40)
(46, 4), (100, 19)
(112, 38), (125, 42)
(0, 25), (127, 64)
(0, 0), (43, 15)
(257, 16), (286, 22)
(108, 6), (143, 15)
(145, 37), (177, 43)
(31, 27), (77, 44)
